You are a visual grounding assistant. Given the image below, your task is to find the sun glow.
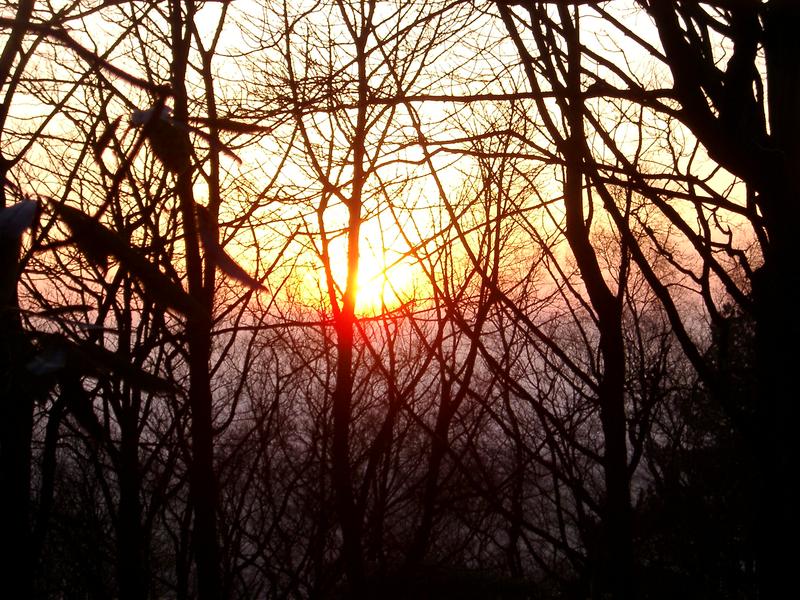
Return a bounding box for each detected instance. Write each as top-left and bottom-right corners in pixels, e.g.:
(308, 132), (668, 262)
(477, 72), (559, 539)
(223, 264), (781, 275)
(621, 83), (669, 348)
(352, 251), (416, 315)
(306, 234), (418, 316)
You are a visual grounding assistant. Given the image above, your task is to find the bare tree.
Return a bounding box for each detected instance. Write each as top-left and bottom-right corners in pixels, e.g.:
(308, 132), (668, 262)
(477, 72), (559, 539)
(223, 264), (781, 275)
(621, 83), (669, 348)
(492, 1), (797, 597)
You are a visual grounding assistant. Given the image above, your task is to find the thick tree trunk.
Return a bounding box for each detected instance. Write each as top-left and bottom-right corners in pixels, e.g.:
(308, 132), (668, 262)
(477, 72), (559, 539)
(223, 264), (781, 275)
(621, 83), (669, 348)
(329, 203), (367, 594)
(0, 158), (34, 599)
(116, 407), (148, 600)
(0, 292), (34, 599)
(1, 1), (36, 592)
(594, 328), (632, 600)
(744, 5), (800, 598)
(496, 4), (635, 595)
(328, 15), (371, 592)
(174, 152), (221, 600)
(751, 255), (798, 600)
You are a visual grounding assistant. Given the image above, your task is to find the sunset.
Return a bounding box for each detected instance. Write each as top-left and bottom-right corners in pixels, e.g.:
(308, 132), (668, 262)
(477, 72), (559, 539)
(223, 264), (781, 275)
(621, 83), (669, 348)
(1, 1), (796, 599)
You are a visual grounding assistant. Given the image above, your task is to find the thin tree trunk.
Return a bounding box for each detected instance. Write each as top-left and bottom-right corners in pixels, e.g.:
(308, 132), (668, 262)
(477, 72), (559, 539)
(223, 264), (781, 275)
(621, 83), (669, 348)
(562, 146), (632, 600)
(329, 187), (366, 596)
(169, 1), (222, 597)
(559, 10), (632, 599)
(331, 311), (366, 596)
(327, 5), (372, 593)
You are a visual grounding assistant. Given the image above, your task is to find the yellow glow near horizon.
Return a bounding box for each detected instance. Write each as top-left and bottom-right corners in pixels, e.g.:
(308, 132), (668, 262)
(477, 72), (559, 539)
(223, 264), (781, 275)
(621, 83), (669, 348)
(324, 243), (416, 316)
(357, 253), (416, 316)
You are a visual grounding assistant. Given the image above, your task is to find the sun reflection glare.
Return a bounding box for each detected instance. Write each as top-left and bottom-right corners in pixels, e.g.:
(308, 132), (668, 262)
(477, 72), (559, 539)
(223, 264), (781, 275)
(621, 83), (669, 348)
(310, 241), (417, 316)
(351, 251), (415, 315)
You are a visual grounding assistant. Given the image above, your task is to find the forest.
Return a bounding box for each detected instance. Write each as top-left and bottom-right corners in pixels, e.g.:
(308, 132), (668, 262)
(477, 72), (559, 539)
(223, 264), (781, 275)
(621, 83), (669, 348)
(1, 1), (797, 599)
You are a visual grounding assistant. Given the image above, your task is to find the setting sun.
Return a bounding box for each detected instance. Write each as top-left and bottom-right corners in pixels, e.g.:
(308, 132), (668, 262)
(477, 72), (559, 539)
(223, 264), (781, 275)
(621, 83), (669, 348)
(319, 242), (416, 316)
(353, 252), (416, 315)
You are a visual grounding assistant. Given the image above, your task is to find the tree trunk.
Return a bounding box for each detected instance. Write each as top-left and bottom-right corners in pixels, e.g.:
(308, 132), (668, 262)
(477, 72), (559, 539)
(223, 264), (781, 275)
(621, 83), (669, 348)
(331, 313), (366, 596)
(116, 405), (148, 600)
(559, 10), (633, 597)
(170, 0), (222, 595)
(740, 5), (799, 598)
(1, 1), (37, 592)
(0, 157), (35, 599)
(563, 151), (632, 600)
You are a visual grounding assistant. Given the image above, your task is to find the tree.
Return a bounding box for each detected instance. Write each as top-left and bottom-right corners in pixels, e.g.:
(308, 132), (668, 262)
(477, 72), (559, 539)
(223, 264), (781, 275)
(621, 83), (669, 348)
(1, 2), (52, 595)
(494, 1), (797, 597)
(2, 1), (269, 597)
